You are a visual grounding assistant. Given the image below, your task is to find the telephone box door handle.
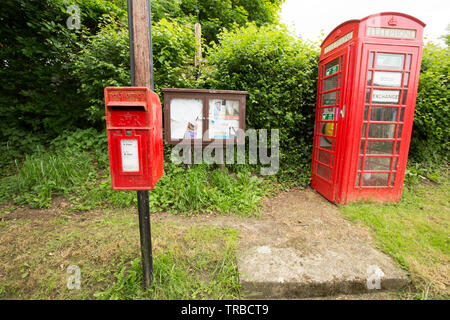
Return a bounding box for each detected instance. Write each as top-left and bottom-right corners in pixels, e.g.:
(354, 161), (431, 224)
(340, 105), (346, 119)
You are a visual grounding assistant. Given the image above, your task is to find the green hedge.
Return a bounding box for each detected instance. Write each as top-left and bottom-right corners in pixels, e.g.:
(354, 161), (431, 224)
(203, 24), (319, 185)
(411, 43), (449, 163)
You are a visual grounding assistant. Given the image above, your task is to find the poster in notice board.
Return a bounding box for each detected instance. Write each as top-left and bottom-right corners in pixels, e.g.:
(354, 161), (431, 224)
(170, 98), (203, 140)
(208, 99), (240, 139)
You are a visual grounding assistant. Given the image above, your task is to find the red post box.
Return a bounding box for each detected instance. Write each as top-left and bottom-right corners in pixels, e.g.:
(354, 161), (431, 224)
(105, 87), (164, 190)
(310, 12), (425, 204)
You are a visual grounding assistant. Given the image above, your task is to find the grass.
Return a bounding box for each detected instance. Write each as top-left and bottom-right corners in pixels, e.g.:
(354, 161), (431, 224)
(340, 170), (449, 299)
(0, 129), (277, 216)
(147, 163), (276, 216)
(0, 151), (96, 208)
(2, 129), (448, 299)
(0, 129), (273, 299)
(0, 209), (240, 299)
(95, 223), (240, 300)
(71, 162), (277, 216)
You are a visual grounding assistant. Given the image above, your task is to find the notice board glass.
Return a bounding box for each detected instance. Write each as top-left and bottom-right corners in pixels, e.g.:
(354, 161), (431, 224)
(169, 98), (203, 139)
(162, 88), (247, 145)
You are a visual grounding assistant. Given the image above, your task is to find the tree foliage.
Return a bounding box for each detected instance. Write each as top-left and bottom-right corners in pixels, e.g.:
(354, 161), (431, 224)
(71, 18), (196, 125)
(151, 0), (284, 44)
(0, 0), (125, 155)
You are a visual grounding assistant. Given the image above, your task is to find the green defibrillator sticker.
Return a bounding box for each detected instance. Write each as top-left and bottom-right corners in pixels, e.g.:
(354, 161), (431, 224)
(322, 109), (334, 121)
(325, 65), (339, 76)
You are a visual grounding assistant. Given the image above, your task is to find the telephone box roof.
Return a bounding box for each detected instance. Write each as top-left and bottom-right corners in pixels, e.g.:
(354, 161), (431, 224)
(321, 12), (426, 47)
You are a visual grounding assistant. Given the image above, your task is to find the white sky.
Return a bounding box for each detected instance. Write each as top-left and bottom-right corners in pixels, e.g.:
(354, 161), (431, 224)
(280, 0), (449, 46)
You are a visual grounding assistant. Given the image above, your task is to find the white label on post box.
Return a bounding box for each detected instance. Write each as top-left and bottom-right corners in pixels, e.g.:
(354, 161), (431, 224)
(120, 139), (139, 172)
(373, 72), (402, 87)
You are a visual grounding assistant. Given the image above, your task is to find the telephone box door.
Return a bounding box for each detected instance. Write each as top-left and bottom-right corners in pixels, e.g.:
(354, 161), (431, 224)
(348, 44), (420, 201)
(311, 48), (350, 202)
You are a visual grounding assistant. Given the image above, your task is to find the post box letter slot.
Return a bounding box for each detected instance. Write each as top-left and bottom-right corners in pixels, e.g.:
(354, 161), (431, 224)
(108, 105), (148, 128)
(110, 106), (146, 111)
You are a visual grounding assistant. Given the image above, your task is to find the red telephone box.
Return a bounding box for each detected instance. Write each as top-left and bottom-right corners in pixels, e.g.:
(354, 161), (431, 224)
(310, 12), (425, 204)
(105, 87), (164, 190)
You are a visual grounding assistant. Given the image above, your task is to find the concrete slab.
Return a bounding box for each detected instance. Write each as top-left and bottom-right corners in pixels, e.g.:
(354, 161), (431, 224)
(237, 188), (410, 299)
(239, 243), (409, 298)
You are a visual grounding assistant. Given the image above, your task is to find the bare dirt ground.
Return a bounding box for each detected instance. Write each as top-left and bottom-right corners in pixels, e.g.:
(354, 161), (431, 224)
(152, 187), (374, 249)
(0, 187), (380, 249)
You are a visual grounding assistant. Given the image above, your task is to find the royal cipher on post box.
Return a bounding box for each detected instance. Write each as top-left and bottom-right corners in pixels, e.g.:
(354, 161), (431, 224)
(105, 87), (163, 190)
(310, 12), (425, 204)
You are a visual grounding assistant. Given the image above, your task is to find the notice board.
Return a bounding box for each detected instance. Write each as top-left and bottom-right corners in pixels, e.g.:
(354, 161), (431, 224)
(162, 88), (247, 145)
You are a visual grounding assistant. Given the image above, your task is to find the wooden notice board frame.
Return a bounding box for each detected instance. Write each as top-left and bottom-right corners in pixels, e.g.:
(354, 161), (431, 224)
(162, 88), (247, 145)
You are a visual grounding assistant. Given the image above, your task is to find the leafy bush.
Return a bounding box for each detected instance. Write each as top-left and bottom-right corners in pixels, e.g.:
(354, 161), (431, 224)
(410, 43), (449, 163)
(404, 162), (443, 186)
(151, 18), (197, 92)
(50, 127), (109, 168)
(146, 162), (273, 215)
(0, 128), (105, 208)
(70, 20), (132, 125)
(0, 0), (79, 148)
(203, 24), (319, 185)
(71, 18), (197, 125)
(0, 129), (46, 174)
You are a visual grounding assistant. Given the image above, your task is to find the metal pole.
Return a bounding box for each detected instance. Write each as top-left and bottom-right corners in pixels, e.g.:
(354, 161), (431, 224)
(137, 190), (153, 288)
(127, 0), (154, 288)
